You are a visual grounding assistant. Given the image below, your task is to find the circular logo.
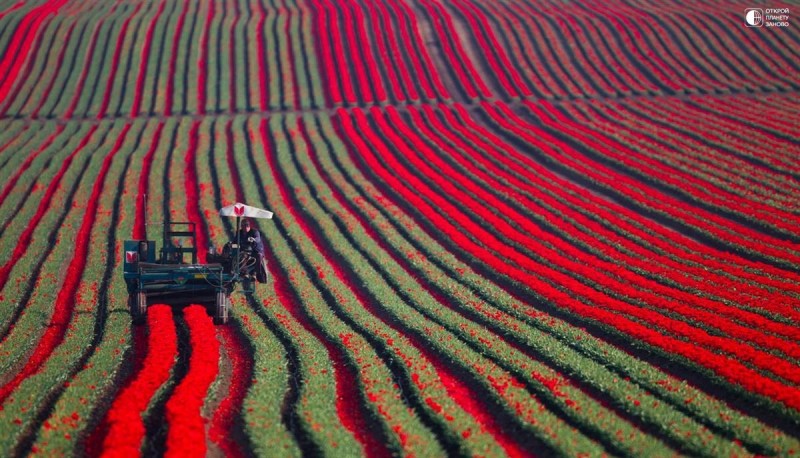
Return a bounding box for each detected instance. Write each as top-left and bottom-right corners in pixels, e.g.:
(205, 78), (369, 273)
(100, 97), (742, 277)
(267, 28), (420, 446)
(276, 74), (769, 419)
(745, 9), (763, 27)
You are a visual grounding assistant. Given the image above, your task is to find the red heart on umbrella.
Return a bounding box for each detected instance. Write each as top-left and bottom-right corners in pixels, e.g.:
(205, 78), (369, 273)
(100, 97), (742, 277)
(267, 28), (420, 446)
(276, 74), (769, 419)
(234, 205), (244, 216)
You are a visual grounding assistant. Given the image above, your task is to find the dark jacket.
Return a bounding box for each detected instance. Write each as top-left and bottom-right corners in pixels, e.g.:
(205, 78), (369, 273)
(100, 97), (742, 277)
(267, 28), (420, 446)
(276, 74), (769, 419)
(239, 228), (265, 256)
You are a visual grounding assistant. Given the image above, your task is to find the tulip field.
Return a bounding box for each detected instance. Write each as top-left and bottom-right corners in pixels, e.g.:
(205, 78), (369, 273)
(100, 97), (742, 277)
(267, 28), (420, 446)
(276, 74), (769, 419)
(0, 0), (799, 456)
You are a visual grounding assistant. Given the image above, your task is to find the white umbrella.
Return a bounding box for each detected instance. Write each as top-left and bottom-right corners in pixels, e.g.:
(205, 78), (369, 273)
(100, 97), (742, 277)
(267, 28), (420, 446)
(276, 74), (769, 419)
(220, 203), (273, 219)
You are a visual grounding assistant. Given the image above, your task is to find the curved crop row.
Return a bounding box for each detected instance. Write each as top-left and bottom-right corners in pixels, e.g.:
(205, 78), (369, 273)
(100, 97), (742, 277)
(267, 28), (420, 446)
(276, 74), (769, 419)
(99, 305), (177, 457)
(334, 106), (800, 412)
(0, 123), (128, 403)
(431, 0), (800, 100)
(163, 305), (220, 457)
(0, 121), (142, 455)
(28, 121), (152, 456)
(485, 101), (800, 270)
(312, 113), (800, 455)
(0, 0), (798, 456)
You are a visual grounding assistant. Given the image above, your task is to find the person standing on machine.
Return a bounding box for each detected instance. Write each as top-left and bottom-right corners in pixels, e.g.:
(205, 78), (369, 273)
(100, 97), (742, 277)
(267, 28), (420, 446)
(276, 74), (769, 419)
(239, 218), (265, 257)
(238, 218), (267, 282)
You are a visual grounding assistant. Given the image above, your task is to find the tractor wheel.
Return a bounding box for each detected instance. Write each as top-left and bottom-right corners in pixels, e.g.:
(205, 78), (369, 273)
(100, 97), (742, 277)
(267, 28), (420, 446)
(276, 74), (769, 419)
(214, 291), (231, 325)
(131, 291), (147, 325)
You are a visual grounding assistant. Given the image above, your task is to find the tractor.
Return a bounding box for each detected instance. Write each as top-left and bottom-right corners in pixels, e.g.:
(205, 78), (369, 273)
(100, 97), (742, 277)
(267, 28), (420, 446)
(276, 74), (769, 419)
(123, 203), (272, 324)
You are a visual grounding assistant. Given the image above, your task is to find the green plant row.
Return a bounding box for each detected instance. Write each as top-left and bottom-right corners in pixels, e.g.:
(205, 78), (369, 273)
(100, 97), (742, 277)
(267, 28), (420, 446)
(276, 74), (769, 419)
(0, 123), (109, 364)
(273, 114), (514, 455)
(0, 123), (64, 223)
(290, 0), (325, 108)
(1, 0), (328, 118)
(31, 5), (106, 118)
(69, 3), (137, 118)
(228, 116), (365, 456)
(0, 121), (137, 455)
(138, 0), (179, 116)
(29, 119), (155, 455)
(234, 297), (301, 456)
(240, 115), (452, 456)
(407, 105), (786, 317)
(0, 124), (38, 171)
(310, 113), (800, 456)
(299, 113), (688, 456)
(0, 120), (27, 155)
(0, 122), (79, 266)
(105, 0), (159, 118)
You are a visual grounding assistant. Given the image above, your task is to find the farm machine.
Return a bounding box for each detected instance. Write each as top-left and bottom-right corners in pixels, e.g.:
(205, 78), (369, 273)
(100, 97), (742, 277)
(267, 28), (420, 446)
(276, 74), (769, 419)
(123, 203), (273, 324)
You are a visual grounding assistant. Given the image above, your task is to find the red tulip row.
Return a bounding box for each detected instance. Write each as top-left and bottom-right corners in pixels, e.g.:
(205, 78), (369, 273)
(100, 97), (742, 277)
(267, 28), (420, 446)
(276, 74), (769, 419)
(133, 122), (165, 240)
(280, 114), (663, 455)
(0, 124), (131, 405)
(64, 1), (138, 119)
(518, 100), (800, 266)
(208, 324), (253, 458)
(196, 0), (215, 115)
(164, 0), (192, 116)
(96, 2), (145, 119)
(437, 0), (530, 98)
(569, 97), (800, 213)
(0, 1), (22, 20)
(315, 112), (799, 455)
(276, 4), (299, 110)
(685, 94), (800, 157)
(309, 0), (447, 105)
(440, 0), (655, 98)
(254, 0), (269, 110)
(129, 0), (167, 116)
(533, 99), (800, 238)
(164, 305), (220, 457)
(414, 0), (490, 99)
(383, 0), (449, 99)
(408, 104), (800, 329)
(357, 0), (410, 101)
(426, 0), (799, 100)
(334, 106), (800, 412)
(429, 103), (800, 323)
(99, 305), (177, 457)
(182, 121), (209, 264)
(224, 0), (240, 112)
(0, 121), (144, 455)
(0, 0), (70, 109)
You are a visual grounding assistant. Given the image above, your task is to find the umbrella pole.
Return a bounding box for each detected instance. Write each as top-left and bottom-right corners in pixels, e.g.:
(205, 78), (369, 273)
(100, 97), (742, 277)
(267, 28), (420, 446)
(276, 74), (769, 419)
(235, 216), (241, 281)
